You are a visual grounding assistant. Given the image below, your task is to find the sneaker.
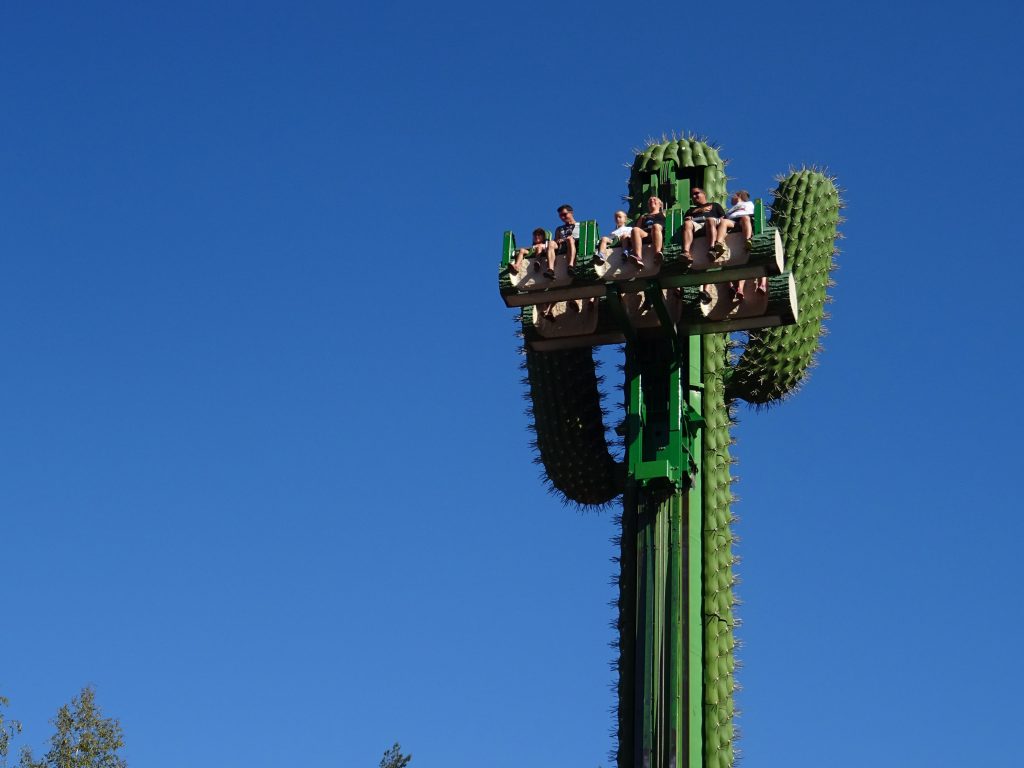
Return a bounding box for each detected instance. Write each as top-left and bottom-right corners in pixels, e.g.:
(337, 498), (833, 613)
(699, 289), (712, 305)
(543, 269), (555, 279)
(567, 265), (576, 278)
(507, 263), (518, 275)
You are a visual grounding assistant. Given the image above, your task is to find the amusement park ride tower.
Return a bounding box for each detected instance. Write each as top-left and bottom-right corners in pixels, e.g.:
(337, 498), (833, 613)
(497, 138), (841, 768)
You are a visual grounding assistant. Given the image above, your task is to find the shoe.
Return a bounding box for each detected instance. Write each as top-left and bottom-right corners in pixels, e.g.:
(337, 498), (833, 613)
(507, 263), (518, 275)
(745, 239), (753, 250)
(567, 265), (576, 277)
(543, 269), (555, 279)
(654, 251), (663, 260)
(699, 290), (712, 305)
(592, 253), (607, 265)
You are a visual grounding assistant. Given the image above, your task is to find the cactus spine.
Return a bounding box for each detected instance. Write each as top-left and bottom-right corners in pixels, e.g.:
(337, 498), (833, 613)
(516, 138), (840, 767)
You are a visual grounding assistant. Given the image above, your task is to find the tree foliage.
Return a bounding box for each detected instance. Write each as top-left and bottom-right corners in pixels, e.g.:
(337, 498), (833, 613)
(1, 694), (24, 764)
(378, 743), (411, 768)
(18, 687), (125, 768)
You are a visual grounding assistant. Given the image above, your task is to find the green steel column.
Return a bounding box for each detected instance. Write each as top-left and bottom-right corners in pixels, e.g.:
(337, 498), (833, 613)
(621, 338), (700, 768)
(687, 335), (704, 767)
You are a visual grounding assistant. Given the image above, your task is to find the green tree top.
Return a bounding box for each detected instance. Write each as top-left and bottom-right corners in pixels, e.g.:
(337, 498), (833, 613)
(379, 743), (411, 768)
(18, 687), (125, 768)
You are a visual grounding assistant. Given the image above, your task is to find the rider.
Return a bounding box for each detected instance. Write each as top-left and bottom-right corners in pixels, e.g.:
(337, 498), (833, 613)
(625, 196), (665, 269)
(681, 187), (726, 264)
(544, 204), (579, 279)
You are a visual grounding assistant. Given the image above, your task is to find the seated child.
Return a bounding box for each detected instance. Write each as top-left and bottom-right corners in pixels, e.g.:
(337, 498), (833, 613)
(508, 228), (550, 275)
(717, 191), (766, 299)
(594, 210), (633, 262)
(711, 190), (755, 259)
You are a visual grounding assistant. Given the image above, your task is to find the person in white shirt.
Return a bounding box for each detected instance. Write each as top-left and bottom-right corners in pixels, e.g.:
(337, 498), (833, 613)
(713, 190), (755, 255)
(594, 210), (633, 262)
(714, 190), (765, 300)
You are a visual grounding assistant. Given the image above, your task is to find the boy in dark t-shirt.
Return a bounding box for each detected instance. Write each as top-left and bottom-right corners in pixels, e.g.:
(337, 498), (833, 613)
(626, 196), (666, 269)
(682, 187), (726, 263)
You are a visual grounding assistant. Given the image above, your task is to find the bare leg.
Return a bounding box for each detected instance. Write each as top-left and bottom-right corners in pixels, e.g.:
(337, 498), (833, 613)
(566, 238), (577, 268)
(741, 216), (753, 242)
(682, 220), (695, 260)
(510, 248), (525, 274)
(712, 219), (735, 259)
(597, 236), (612, 259)
(651, 224), (663, 257)
(630, 228), (649, 265)
(716, 218), (733, 244)
(545, 241), (557, 277)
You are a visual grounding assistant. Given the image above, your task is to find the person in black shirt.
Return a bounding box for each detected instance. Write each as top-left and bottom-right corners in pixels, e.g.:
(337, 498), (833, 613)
(543, 203), (579, 279)
(682, 187), (726, 263)
(625, 196), (666, 269)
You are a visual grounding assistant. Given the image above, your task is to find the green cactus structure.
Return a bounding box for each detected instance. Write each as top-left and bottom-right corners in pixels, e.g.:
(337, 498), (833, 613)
(501, 137), (841, 768)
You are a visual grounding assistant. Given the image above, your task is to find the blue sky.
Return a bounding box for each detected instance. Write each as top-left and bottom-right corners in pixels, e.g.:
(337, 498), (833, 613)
(1, 1), (1022, 766)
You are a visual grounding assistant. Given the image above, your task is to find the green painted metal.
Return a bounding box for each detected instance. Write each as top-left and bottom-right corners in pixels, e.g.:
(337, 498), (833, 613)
(503, 137), (841, 767)
(752, 198), (765, 235)
(686, 334), (703, 767)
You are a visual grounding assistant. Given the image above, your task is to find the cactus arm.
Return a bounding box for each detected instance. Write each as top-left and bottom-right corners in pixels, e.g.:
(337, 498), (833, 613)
(726, 169), (841, 404)
(523, 344), (623, 505)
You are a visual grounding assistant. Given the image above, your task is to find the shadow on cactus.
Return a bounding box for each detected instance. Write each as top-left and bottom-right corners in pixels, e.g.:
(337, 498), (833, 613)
(505, 136), (842, 768)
